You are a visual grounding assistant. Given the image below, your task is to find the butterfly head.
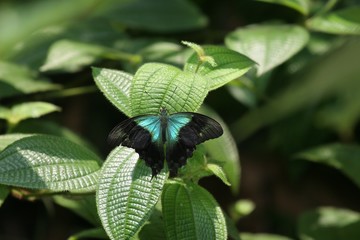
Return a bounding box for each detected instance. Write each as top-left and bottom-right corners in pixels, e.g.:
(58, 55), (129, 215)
(159, 107), (168, 116)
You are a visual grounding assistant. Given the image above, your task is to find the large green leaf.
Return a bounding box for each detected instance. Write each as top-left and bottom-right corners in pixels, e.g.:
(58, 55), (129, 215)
(0, 61), (59, 99)
(298, 207), (360, 240)
(225, 24), (309, 76)
(108, 0), (207, 32)
(307, 7), (360, 35)
(0, 101), (60, 125)
(184, 45), (255, 90)
(92, 67), (133, 117)
(0, 135), (101, 192)
(130, 63), (208, 115)
(96, 146), (166, 240)
(162, 180), (227, 240)
(295, 143), (360, 188)
(256, 0), (309, 15)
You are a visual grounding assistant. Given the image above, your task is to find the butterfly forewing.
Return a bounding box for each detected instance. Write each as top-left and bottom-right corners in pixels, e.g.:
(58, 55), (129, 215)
(108, 115), (165, 177)
(165, 112), (223, 176)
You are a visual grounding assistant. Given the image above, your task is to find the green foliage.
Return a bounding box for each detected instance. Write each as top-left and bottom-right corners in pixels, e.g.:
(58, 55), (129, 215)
(1, 0), (360, 239)
(162, 180), (227, 240)
(298, 207), (360, 240)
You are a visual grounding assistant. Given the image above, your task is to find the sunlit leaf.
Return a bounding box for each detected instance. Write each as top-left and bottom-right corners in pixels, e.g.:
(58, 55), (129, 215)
(0, 61), (59, 99)
(130, 63), (208, 115)
(0, 102), (60, 125)
(0, 134), (32, 152)
(185, 46), (255, 90)
(225, 24), (309, 76)
(0, 135), (102, 192)
(307, 7), (360, 35)
(96, 146), (166, 240)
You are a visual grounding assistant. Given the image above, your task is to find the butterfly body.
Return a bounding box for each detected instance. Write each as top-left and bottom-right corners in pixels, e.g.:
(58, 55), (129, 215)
(108, 107), (223, 177)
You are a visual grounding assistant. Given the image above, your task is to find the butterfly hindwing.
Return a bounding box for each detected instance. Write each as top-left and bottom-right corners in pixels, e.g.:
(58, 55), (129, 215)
(166, 112), (223, 176)
(108, 115), (164, 177)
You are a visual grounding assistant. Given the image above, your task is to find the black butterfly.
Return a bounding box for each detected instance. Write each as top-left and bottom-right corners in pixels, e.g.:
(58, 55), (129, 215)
(108, 107), (223, 177)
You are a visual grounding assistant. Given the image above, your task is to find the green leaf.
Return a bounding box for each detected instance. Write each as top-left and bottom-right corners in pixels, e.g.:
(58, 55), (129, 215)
(256, 0), (309, 15)
(0, 185), (9, 207)
(200, 106), (241, 194)
(68, 227), (108, 240)
(0, 101), (60, 125)
(307, 7), (360, 35)
(0, 133), (32, 152)
(54, 195), (101, 226)
(0, 61), (59, 99)
(295, 144), (360, 188)
(227, 77), (258, 108)
(130, 63), (208, 115)
(96, 146), (166, 240)
(225, 24), (309, 76)
(40, 40), (107, 72)
(41, 40), (140, 72)
(92, 67), (132, 117)
(0, 135), (101, 192)
(207, 164), (231, 186)
(108, 0), (207, 32)
(240, 233), (294, 240)
(162, 180), (227, 240)
(184, 46), (255, 90)
(298, 207), (360, 240)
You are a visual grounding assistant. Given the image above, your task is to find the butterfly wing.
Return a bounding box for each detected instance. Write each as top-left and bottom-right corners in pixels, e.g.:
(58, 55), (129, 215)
(108, 115), (164, 177)
(166, 112), (223, 176)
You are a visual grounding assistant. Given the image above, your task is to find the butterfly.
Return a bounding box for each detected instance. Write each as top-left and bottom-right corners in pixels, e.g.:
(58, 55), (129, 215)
(108, 107), (223, 178)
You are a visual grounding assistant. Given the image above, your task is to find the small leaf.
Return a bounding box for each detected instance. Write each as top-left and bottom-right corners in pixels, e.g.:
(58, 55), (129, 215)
(0, 61), (60, 99)
(0, 185), (9, 207)
(130, 63), (208, 115)
(68, 227), (108, 240)
(54, 195), (101, 226)
(108, 0), (207, 32)
(256, 0), (309, 15)
(92, 67), (132, 117)
(230, 199), (255, 220)
(295, 143), (360, 188)
(0, 101), (60, 125)
(96, 146), (166, 240)
(207, 164), (231, 186)
(162, 180), (227, 240)
(298, 207), (360, 240)
(185, 46), (255, 90)
(0, 135), (102, 192)
(307, 7), (360, 35)
(0, 133), (32, 151)
(225, 24), (309, 76)
(240, 233), (294, 240)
